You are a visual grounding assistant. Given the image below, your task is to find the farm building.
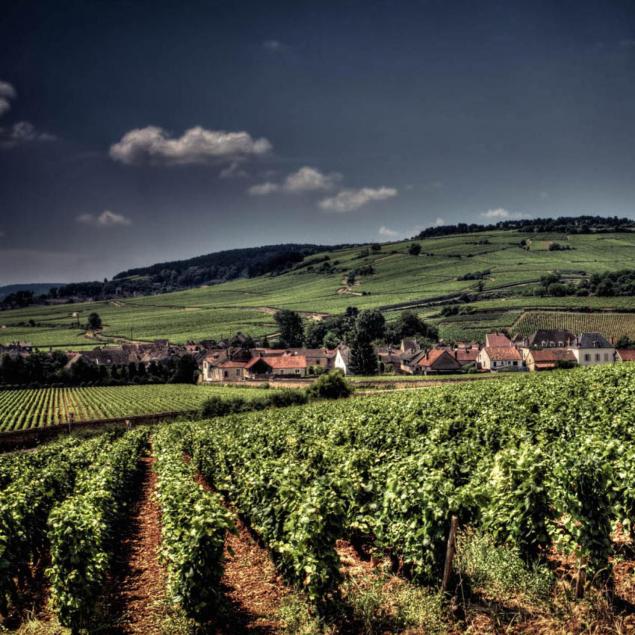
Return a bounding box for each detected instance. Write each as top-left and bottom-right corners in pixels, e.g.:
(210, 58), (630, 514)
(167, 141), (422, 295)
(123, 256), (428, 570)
(521, 329), (575, 348)
(523, 348), (577, 371)
(478, 345), (524, 371)
(411, 349), (462, 374)
(245, 354), (308, 379)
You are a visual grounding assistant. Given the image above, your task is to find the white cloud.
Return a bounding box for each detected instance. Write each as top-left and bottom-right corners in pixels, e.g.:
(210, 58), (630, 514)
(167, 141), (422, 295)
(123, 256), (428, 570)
(0, 122), (57, 148)
(283, 166), (339, 192)
(0, 81), (16, 118)
(109, 126), (272, 166)
(319, 187), (398, 213)
(481, 207), (528, 220)
(434, 217), (446, 226)
(248, 181), (280, 196)
(248, 166), (339, 196)
(379, 225), (399, 237)
(77, 210), (132, 227)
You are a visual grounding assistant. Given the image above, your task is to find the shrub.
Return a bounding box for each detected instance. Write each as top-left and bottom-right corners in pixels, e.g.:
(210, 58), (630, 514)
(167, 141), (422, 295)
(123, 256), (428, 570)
(307, 370), (353, 400)
(199, 395), (248, 418)
(269, 389), (308, 408)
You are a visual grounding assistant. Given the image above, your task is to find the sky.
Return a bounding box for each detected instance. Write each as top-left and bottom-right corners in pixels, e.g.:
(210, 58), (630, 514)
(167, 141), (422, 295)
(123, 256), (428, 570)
(1, 0), (635, 284)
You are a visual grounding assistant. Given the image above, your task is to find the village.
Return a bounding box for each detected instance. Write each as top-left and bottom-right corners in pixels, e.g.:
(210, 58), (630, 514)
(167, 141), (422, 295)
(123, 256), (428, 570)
(3, 326), (633, 388)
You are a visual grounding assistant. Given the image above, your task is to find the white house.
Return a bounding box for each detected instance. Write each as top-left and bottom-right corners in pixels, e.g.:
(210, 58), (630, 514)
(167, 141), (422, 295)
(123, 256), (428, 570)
(569, 332), (616, 366)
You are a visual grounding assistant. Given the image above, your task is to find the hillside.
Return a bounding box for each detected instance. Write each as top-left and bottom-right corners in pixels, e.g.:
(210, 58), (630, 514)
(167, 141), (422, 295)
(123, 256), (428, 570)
(2, 228), (635, 348)
(0, 283), (63, 301)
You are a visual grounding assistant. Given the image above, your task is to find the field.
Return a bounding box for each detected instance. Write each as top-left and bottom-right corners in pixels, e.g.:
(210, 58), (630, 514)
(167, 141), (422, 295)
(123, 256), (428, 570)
(0, 384), (271, 431)
(512, 310), (635, 340)
(3, 364), (635, 633)
(3, 230), (635, 348)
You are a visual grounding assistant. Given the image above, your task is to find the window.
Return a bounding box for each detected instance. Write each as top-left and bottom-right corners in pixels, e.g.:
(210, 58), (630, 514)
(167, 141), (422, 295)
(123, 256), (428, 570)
(513, 361), (517, 366)
(224, 370), (228, 378)
(584, 353), (590, 362)
(604, 353), (609, 361)
(595, 353), (600, 362)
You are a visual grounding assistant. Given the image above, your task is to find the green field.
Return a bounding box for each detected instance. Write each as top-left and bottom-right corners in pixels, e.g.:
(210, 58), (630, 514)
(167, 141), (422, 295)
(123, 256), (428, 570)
(0, 384), (271, 431)
(3, 230), (635, 348)
(4, 364), (635, 632)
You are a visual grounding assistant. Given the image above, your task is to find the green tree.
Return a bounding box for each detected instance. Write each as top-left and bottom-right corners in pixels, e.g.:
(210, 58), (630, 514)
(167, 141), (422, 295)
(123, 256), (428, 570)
(408, 243), (422, 256)
(274, 309), (304, 347)
(355, 309), (386, 342)
(87, 312), (102, 330)
(170, 354), (199, 384)
(349, 330), (378, 375)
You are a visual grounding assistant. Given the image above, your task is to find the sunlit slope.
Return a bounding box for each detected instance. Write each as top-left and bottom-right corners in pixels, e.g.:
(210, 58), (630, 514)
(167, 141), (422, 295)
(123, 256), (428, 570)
(2, 230), (635, 347)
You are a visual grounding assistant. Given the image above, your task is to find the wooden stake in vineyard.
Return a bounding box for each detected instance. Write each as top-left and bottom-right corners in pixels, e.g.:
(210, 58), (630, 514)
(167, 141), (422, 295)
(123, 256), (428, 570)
(442, 515), (459, 593)
(575, 562), (586, 599)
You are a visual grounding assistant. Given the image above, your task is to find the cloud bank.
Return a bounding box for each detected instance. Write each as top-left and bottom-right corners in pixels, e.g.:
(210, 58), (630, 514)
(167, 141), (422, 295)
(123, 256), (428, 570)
(481, 208), (528, 220)
(110, 126), (272, 166)
(249, 166), (340, 195)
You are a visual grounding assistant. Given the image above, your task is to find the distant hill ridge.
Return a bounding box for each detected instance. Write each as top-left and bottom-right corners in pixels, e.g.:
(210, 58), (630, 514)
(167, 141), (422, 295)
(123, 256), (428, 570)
(7, 215), (635, 306)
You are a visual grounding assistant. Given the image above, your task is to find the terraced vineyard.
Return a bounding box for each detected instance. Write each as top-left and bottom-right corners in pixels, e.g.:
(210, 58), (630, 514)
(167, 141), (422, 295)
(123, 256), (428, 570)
(513, 310), (635, 340)
(3, 230), (635, 348)
(3, 364), (635, 633)
(0, 384), (270, 431)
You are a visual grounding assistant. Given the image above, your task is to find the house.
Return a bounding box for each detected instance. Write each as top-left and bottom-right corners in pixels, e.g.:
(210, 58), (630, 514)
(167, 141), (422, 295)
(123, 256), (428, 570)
(286, 348), (336, 371)
(524, 329), (575, 348)
(334, 345), (351, 375)
(478, 346), (524, 371)
(245, 354), (308, 379)
(400, 338), (420, 354)
(453, 346), (480, 370)
(412, 349), (462, 374)
(569, 332), (616, 366)
(214, 359), (250, 381)
(616, 349), (635, 363)
(524, 348), (577, 371)
(485, 332), (513, 348)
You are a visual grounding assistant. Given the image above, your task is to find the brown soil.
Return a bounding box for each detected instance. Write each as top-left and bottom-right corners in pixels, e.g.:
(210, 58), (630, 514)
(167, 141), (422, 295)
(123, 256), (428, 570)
(107, 456), (167, 634)
(192, 469), (289, 633)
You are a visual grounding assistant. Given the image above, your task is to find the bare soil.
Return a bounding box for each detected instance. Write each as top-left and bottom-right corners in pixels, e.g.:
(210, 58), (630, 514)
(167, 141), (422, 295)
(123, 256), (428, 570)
(107, 456), (168, 634)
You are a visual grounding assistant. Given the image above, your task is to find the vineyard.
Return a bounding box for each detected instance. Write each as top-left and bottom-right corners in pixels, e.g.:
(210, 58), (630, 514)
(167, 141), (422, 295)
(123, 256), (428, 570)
(513, 310), (635, 340)
(2, 364), (635, 632)
(0, 384), (270, 431)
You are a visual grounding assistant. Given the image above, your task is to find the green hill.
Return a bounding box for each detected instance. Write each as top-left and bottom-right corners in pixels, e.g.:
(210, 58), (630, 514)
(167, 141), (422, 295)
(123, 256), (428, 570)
(2, 229), (635, 349)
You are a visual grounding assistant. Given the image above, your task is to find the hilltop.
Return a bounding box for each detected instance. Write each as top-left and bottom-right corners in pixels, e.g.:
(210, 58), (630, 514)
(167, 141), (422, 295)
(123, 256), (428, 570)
(2, 219), (635, 349)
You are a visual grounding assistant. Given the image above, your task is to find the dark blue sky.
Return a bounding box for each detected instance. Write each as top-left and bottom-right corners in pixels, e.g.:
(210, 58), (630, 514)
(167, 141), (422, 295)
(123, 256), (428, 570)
(1, 0), (634, 283)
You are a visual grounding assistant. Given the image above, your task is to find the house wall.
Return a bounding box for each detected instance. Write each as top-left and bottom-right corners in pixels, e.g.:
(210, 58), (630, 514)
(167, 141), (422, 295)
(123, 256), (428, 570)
(571, 348), (616, 366)
(335, 350), (349, 375)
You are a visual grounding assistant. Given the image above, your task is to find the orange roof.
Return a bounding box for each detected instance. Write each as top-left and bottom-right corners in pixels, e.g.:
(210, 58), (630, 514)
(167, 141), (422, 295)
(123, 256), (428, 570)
(416, 349), (461, 368)
(485, 346), (522, 361)
(486, 332), (513, 348)
(529, 348), (576, 363)
(219, 359), (249, 368)
(617, 349), (635, 362)
(246, 355), (308, 370)
(455, 348), (479, 362)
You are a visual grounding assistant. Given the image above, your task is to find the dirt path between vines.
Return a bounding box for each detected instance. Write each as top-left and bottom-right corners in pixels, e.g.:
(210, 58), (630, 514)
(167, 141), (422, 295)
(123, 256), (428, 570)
(108, 455), (167, 634)
(193, 471), (289, 633)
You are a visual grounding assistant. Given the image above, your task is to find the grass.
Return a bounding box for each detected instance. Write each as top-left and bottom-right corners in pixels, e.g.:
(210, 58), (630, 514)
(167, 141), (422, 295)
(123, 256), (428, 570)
(3, 230), (635, 348)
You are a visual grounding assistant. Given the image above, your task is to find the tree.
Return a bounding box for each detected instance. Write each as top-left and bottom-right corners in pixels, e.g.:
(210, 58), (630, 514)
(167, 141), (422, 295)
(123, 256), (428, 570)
(274, 309), (304, 347)
(349, 330), (378, 375)
(307, 369), (352, 399)
(408, 243), (422, 256)
(387, 310), (438, 343)
(170, 354), (198, 384)
(355, 309), (385, 342)
(87, 312), (102, 330)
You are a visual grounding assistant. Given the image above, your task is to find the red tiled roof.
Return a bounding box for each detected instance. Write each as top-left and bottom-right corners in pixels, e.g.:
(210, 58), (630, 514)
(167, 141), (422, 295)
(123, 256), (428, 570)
(617, 349), (635, 362)
(529, 348), (576, 363)
(455, 348), (479, 363)
(246, 355), (308, 370)
(484, 346), (522, 361)
(416, 349), (461, 368)
(486, 332), (513, 348)
(219, 359), (249, 368)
